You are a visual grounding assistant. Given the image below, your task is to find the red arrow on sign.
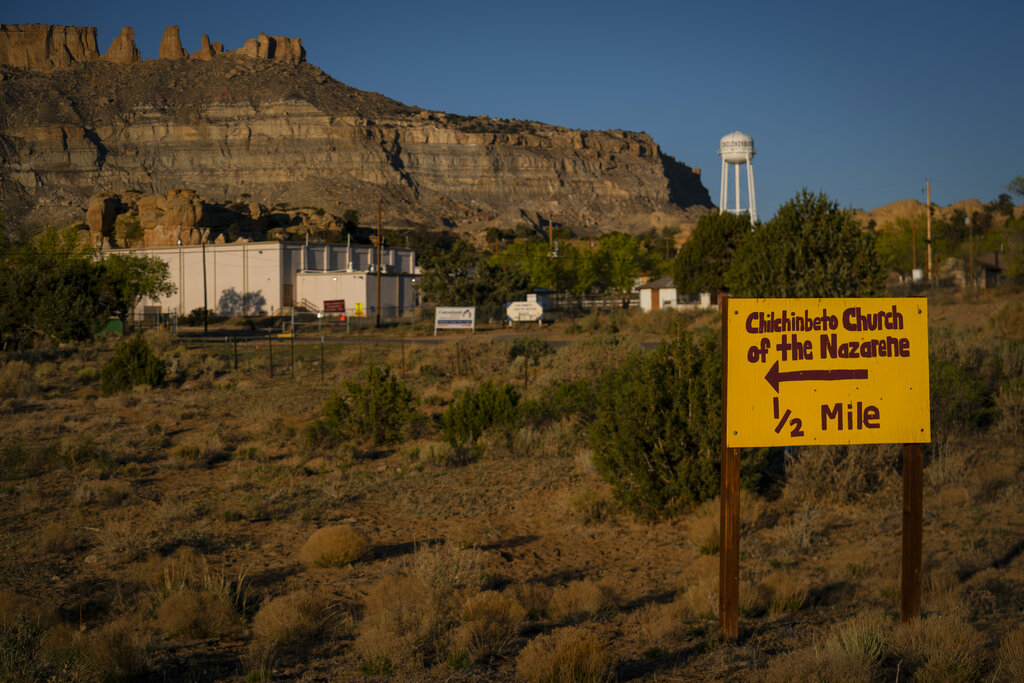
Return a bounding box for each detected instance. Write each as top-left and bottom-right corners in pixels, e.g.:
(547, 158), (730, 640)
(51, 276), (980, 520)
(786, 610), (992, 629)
(764, 360), (868, 393)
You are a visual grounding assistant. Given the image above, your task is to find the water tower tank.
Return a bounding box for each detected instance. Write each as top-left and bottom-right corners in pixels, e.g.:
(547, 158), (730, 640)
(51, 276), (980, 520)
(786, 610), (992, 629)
(717, 131), (758, 225)
(719, 131), (755, 164)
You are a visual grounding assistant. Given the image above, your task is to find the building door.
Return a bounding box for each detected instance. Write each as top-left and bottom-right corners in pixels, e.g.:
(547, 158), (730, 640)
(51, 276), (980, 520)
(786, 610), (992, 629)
(283, 284), (294, 307)
(651, 291), (660, 311)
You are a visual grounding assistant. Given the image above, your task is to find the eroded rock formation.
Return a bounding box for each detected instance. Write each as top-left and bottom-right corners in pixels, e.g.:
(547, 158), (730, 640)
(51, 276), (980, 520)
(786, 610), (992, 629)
(0, 24), (99, 72)
(158, 26), (187, 60)
(101, 26), (140, 65)
(191, 34), (223, 61)
(0, 24), (301, 72)
(235, 33), (304, 63)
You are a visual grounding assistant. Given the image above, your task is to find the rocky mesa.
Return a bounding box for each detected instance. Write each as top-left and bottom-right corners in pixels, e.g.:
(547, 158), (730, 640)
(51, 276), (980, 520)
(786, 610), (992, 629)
(0, 23), (711, 240)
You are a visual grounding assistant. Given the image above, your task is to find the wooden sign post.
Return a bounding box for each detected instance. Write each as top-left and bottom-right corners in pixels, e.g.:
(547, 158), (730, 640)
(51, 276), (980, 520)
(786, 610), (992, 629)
(719, 294), (740, 639)
(720, 297), (930, 637)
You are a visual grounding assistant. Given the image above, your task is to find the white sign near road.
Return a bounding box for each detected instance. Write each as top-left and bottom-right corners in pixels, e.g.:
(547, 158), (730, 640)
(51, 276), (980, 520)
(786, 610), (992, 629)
(434, 306), (475, 334)
(506, 301), (544, 322)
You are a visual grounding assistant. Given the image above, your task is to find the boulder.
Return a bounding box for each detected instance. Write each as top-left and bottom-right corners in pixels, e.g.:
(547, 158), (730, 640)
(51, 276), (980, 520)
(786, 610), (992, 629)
(101, 26), (140, 65)
(163, 189), (203, 228)
(158, 25), (187, 60)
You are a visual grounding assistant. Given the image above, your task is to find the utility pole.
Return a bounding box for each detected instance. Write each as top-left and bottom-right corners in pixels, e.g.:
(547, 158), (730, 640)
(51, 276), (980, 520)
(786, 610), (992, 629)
(967, 213), (974, 291)
(202, 232), (209, 334)
(926, 180), (933, 283)
(376, 198), (382, 328)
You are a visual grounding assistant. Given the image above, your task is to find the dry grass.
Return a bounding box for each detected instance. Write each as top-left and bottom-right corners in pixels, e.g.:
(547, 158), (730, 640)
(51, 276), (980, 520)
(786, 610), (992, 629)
(354, 573), (444, 672)
(634, 594), (691, 653)
(405, 542), (488, 593)
(72, 478), (132, 506)
(91, 511), (157, 561)
(81, 615), (152, 682)
(889, 614), (987, 682)
(354, 543), (491, 672)
(448, 590), (526, 662)
(252, 590), (326, 648)
(548, 580), (617, 623)
(156, 589), (237, 639)
(687, 500), (720, 555)
(784, 444), (898, 506)
(298, 524), (369, 567)
(762, 569), (809, 615)
(0, 360), (36, 399)
(763, 610), (888, 682)
(513, 583), (553, 620)
(567, 488), (616, 524)
(515, 626), (614, 682)
(997, 625), (1024, 682)
(38, 522), (80, 554)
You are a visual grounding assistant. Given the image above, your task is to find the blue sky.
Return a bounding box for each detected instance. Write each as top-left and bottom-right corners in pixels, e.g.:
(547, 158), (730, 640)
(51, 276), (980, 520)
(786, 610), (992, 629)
(9, 0), (1023, 218)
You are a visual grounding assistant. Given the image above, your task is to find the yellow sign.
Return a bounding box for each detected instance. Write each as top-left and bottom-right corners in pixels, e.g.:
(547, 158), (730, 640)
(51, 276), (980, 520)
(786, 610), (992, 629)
(354, 302), (364, 317)
(726, 298), (930, 447)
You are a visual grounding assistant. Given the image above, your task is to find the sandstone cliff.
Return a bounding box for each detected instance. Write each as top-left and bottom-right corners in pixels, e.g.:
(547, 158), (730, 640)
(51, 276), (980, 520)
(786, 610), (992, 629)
(0, 24), (99, 72)
(0, 41), (711, 237)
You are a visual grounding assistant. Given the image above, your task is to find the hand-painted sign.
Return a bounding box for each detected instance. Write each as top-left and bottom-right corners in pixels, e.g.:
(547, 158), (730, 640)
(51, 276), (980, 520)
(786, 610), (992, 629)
(506, 301), (544, 322)
(726, 298), (930, 447)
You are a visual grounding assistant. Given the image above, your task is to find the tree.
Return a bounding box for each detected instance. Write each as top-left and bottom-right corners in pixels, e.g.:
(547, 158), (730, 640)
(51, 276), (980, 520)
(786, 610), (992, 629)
(1008, 176), (1024, 199)
(673, 212), (752, 293)
(589, 331), (722, 519)
(727, 190), (883, 297)
(418, 239), (480, 305)
(596, 232), (640, 304)
(113, 214), (144, 247)
(341, 209), (360, 231)
(99, 253), (176, 321)
(315, 365), (419, 447)
(874, 216), (927, 275)
(0, 226), (175, 342)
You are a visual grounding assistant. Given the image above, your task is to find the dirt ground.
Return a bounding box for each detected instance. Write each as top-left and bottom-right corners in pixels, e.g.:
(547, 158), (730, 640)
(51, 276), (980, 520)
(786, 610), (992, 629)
(1, 293), (1022, 681)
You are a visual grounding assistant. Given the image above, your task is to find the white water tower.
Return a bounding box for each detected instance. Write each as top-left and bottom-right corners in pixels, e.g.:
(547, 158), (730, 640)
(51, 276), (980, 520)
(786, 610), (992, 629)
(718, 131), (757, 225)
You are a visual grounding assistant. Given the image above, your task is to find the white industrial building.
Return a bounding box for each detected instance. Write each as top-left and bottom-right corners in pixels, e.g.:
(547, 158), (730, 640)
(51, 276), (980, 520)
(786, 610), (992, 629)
(111, 240), (418, 318)
(637, 276), (714, 312)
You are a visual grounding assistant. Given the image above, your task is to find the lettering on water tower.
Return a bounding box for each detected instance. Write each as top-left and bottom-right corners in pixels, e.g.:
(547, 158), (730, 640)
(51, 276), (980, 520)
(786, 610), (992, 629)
(726, 298), (930, 447)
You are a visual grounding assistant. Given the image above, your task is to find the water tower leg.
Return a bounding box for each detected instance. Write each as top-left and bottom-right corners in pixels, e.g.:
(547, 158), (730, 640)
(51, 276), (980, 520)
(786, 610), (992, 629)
(734, 164), (741, 215)
(746, 157), (757, 225)
(720, 159), (728, 214)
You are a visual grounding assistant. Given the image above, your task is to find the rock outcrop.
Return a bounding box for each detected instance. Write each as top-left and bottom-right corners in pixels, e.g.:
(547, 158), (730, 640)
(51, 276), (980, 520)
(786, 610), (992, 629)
(101, 26), (140, 65)
(0, 44), (711, 234)
(190, 34), (223, 61)
(158, 25), (187, 60)
(235, 33), (305, 63)
(0, 24), (99, 72)
(0, 24), (301, 72)
(85, 193), (118, 242)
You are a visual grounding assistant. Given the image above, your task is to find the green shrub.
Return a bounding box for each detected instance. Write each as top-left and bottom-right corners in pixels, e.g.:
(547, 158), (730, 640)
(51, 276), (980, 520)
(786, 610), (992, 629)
(506, 337), (552, 364)
(929, 355), (996, 434)
(589, 330), (722, 519)
(179, 308), (222, 326)
(99, 334), (166, 394)
(519, 379), (597, 425)
(442, 381), (519, 450)
(315, 365), (418, 447)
